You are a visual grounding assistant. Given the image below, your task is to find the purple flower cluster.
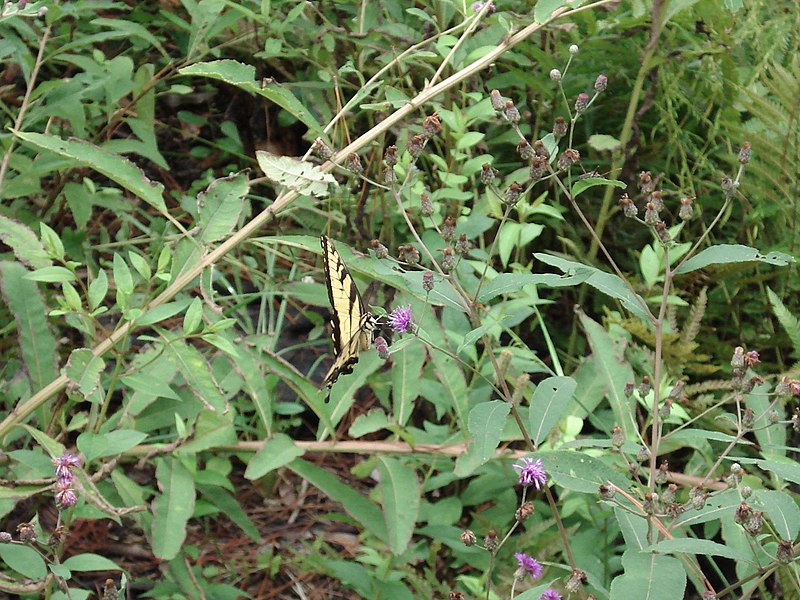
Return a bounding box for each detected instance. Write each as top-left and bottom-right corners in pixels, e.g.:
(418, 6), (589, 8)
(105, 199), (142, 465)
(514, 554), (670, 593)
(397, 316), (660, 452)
(539, 590), (561, 600)
(513, 457), (547, 490)
(388, 305), (413, 333)
(53, 452), (81, 509)
(514, 552), (542, 580)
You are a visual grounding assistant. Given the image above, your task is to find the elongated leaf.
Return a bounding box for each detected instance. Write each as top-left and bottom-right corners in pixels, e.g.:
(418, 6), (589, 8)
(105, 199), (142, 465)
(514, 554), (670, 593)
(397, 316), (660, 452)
(77, 430), (147, 463)
(152, 457), (196, 560)
(570, 176), (625, 197)
(756, 489), (800, 540)
(534, 0), (569, 23)
(746, 380), (784, 458)
(256, 151), (335, 198)
(0, 215), (51, 269)
(477, 271), (592, 303)
(391, 344), (425, 427)
(0, 261), (58, 390)
(529, 376), (576, 446)
(377, 457), (420, 555)
(609, 550), (686, 599)
(454, 401), (510, 477)
(14, 132), (167, 213)
(676, 244), (795, 274)
(289, 458), (387, 543)
(648, 538), (750, 561)
(22, 265), (76, 283)
(578, 311), (636, 438)
(163, 336), (225, 412)
(536, 253), (650, 321)
(430, 352), (469, 432)
(61, 553), (122, 572)
(196, 171), (249, 242)
(179, 60), (323, 134)
(543, 450), (629, 493)
(245, 434), (304, 480)
(197, 484), (261, 542)
(615, 506), (648, 550)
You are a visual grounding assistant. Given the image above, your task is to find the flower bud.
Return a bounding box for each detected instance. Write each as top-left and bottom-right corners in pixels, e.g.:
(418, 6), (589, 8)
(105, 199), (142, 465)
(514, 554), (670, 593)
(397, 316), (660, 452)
(384, 145), (398, 166)
(574, 93), (589, 113)
(740, 485), (752, 499)
(679, 196), (694, 220)
(503, 100), (520, 124)
(644, 202), (659, 225)
(461, 529), (477, 546)
(643, 492), (658, 514)
(422, 113), (442, 138)
(656, 461), (669, 485)
(557, 148), (580, 171)
(737, 141), (751, 164)
(311, 137), (333, 160)
(638, 171), (654, 194)
(550, 68), (562, 81)
(480, 163), (498, 184)
(636, 446), (650, 463)
(721, 176), (738, 196)
(598, 483), (616, 500)
(490, 89), (505, 110)
(639, 376), (651, 398)
(662, 483), (677, 504)
(483, 529), (499, 551)
(503, 182), (524, 206)
(455, 234), (472, 256)
(441, 247), (456, 273)
(649, 190), (664, 211)
(0, 532), (11, 543)
(442, 216), (456, 242)
(398, 244), (420, 266)
(515, 501), (535, 522)
(619, 194), (638, 218)
(594, 74), (608, 92)
(569, 44), (579, 55)
(517, 140), (534, 160)
(420, 193), (434, 216)
(623, 382), (635, 397)
(690, 486), (706, 510)
(777, 540), (794, 564)
(566, 568), (587, 593)
(530, 156), (547, 181)
(533, 139), (550, 158)
(374, 336), (390, 360)
(17, 522), (36, 543)
(552, 116), (568, 139)
(407, 134), (426, 159)
(422, 271), (434, 292)
(742, 408), (755, 431)
(655, 221), (670, 242)
(382, 166), (395, 184)
(611, 426), (624, 448)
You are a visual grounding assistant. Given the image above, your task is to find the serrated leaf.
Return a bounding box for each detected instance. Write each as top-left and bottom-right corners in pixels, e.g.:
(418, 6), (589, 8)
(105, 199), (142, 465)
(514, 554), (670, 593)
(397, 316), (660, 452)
(377, 456), (420, 555)
(529, 376), (576, 446)
(245, 434), (304, 480)
(196, 171), (249, 242)
(0, 215), (51, 269)
(0, 262), (58, 389)
(256, 151), (336, 198)
(14, 132), (167, 213)
(152, 458), (196, 560)
(676, 244), (795, 274)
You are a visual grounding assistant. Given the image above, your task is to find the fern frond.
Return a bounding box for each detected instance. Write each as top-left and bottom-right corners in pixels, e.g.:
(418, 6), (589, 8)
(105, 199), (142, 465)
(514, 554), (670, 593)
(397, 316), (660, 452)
(680, 286), (708, 346)
(767, 287), (800, 357)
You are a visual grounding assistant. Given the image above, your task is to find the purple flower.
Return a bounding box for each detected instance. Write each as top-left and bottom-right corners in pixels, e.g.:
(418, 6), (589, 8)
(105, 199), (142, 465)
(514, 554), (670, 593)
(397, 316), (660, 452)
(471, 1), (495, 13)
(513, 457), (547, 489)
(388, 305), (413, 333)
(514, 552), (542, 580)
(54, 480), (78, 509)
(53, 453), (82, 482)
(539, 590), (561, 600)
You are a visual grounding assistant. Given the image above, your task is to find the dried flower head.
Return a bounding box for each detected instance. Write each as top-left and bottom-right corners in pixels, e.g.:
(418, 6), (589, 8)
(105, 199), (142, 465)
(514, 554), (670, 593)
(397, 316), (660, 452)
(480, 163), (498, 184)
(533, 139), (550, 158)
(345, 153), (363, 174)
(397, 244), (420, 266)
(557, 148), (580, 171)
(384, 145), (398, 166)
(517, 139), (534, 160)
(484, 529), (499, 551)
(382, 166), (395, 184)
(649, 190), (664, 211)
(642, 492), (658, 514)
(638, 171), (654, 194)
(679, 196), (695, 220)
(619, 194), (637, 218)
(612, 425), (624, 448)
(407, 134), (426, 159)
(552, 116), (568, 139)
(490, 89), (505, 111)
(311, 137), (333, 160)
(777, 540), (794, 564)
(370, 240), (389, 259)
(516, 501), (535, 522)
(441, 247), (456, 273)
(374, 336), (390, 360)
(422, 271), (435, 292)
(17, 522), (36, 543)
(503, 182), (524, 206)
(460, 529), (477, 546)
(639, 375), (651, 398)
(598, 483), (616, 500)
(643, 202), (659, 226)
(513, 457), (547, 489)
(566, 568), (587, 593)
(442, 216), (456, 242)
(737, 141), (751, 164)
(655, 221), (670, 242)
(455, 234), (472, 257)
(530, 155), (548, 181)
(422, 113), (442, 138)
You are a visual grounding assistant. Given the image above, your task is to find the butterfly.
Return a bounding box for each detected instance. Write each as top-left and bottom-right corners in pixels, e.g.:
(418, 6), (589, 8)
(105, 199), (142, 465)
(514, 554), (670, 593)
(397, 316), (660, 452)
(320, 235), (378, 387)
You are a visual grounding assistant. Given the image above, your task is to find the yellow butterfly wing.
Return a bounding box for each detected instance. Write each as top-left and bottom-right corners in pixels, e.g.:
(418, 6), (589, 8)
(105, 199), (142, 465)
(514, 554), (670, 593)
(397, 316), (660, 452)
(320, 235), (376, 387)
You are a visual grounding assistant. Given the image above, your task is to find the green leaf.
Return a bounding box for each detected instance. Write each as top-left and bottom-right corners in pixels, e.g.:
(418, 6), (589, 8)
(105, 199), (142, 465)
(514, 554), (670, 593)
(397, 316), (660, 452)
(112, 252), (133, 295)
(152, 457), (196, 560)
(377, 457), (420, 555)
(179, 60), (323, 134)
(128, 251), (151, 281)
(476, 271), (592, 302)
(746, 379), (784, 458)
(196, 171), (249, 242)
(14, 132), (168, 213)
(391, 344), (425, 427)
(163, 336), (225, 412)
(0, 215), (51, 269)
(64, 348), (105, 404)
(61, 553), (122, 572)
(201, 333), (240, 358)
(256, 151), (336, 198)
(570, 176), (626, 198)
(0, 544), (47, 579)
(647, 538), (750, 561)
(39, 222), (65, 260)
(609, 550), (686, 599)
(0, 261), (58, 389)
(587, 134), (622, 152)
(245, 434), (304, 480)
(456, 131), (485, 150)
(197, 483), (261, 542)
(18, 425), (65, 458)
(88, 269), (108, 311)
(78, 430), (147, 463)
(136, 297), (193, 326)
(430, 352), (469, 432)
(183, 297), (203, 335)
(578, 311), (637, 437)
(536, 253), (650, 321)
(544, 450), (630, 493)
(534, 0), (569, 23)
(290, 458), (388, 543)
(676, 244), (795, 274)
(23, 265), (77, 283)
(756, 489), (800, 540)
(529, 376), (576, 446)
(454, 401), (510, 477)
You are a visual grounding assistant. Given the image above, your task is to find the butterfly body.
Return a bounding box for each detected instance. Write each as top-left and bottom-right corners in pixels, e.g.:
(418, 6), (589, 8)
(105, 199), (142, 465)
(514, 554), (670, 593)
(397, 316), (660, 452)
(320, 235), (378, 387)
